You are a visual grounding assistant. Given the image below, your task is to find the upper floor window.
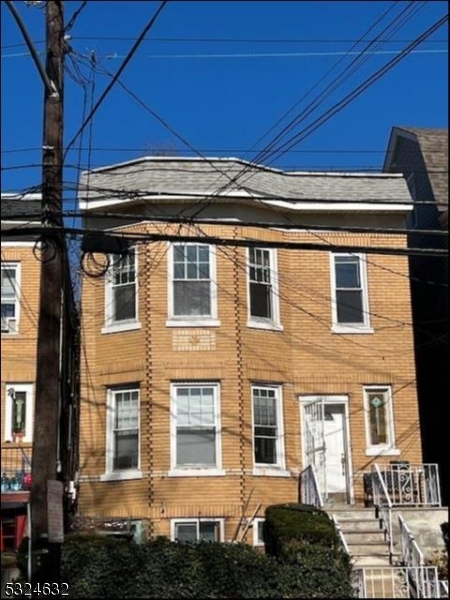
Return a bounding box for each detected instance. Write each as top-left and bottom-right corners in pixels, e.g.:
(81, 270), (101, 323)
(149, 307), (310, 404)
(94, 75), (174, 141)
(105, 387), (140, 476)
(170, 383), (222, 475)
(252, 385), (285, 472)
(330, 253), (371, 333)
(1, 263), (20, 334)
(363, 386), (398, 456)
(247, 248), (281, 330)
(168, 243), (218, 326)
(4, 384), (33, 442)
(104, 249), (139, 332)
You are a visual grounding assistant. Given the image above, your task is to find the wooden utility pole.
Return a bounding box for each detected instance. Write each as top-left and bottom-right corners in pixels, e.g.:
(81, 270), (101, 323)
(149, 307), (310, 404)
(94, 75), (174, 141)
(30, 0), (65, 585)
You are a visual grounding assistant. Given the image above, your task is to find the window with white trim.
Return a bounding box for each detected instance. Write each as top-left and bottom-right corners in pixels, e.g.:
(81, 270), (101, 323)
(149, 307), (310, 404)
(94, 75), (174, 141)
(1, 263), (20, 334)
(247, 248), (281, 328)
(105, 249), (138, 327)
(4, 384), (33, 442)
(331, 253), (370, 330)
(252, 518), (265, 547)
(169, 243), (217, 320)
(171, 383), (221, 471)
(252, 385), (285, 470)
(171, 519), (223, 543)
(106, 387), (140, 473)
(363, 386), (397, 453)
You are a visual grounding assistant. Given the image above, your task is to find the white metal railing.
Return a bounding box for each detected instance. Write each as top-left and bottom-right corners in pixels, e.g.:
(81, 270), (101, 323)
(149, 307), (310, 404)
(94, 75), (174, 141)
(299, 464), (323, 508)
(332, 514), (351, 555)
(371, 464), (394, 560)
(352, 566), (441, 598)
(438, 579), (448, 597)
(398, 513), (424, 569)
(376, 463), (442, 507)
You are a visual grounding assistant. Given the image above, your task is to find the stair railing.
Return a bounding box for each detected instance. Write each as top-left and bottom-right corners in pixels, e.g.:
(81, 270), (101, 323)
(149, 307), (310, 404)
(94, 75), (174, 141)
(371, 464), (394, 561)
(299, 464), (323, 508)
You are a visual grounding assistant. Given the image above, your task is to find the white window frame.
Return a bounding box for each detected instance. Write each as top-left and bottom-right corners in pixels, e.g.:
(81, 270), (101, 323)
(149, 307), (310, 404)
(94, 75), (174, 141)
(1, 262), (20, 334)
(166, 242), (220, 327)
(170, 518), (225, 542)
(101, 386), (142, 482)
(169, 382), (224, 477)
(363, 385), (400, 456)
(330, 253), (373, 334)
(246, 247), (282, 331)
(4, 383), (33, 443)
(252, 518), (265, 547)
(102, 248), (141, 335)
(251, 384), (288, 477)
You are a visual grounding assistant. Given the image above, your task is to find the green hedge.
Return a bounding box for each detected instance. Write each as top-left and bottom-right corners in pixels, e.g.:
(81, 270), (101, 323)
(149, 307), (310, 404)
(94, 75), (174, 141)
(264, 503), (339, 556)
(19, 534), (354, 598)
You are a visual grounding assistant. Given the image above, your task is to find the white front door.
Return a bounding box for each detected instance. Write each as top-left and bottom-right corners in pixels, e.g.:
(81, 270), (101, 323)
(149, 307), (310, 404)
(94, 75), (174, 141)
(323, 404), (346, 494)
(301, 397), (352, 502)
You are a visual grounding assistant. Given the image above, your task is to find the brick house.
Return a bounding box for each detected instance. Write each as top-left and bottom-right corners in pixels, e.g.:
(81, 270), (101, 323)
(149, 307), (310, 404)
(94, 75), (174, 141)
(1, 193), (80, 551)
(78, 157), (424, 545)
(383, 127), (448, 504)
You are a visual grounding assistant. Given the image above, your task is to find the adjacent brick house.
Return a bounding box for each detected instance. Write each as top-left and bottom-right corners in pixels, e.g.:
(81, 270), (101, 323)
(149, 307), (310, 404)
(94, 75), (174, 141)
(1, 193), (41, 551)
(78, 157), (424, 544)
(384, 126), (448, 504)
(1, 193), (80, 551)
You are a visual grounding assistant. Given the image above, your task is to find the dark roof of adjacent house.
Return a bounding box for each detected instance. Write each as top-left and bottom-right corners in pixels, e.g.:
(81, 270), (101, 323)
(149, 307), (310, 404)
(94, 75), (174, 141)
(1, 193), (42, 220)
(78, 157), (412, 208)
(384, 127), (448, 210)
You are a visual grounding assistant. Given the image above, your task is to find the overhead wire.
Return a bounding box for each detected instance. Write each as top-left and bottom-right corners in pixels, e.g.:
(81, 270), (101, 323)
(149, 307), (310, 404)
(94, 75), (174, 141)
(64, 0), (169, 161)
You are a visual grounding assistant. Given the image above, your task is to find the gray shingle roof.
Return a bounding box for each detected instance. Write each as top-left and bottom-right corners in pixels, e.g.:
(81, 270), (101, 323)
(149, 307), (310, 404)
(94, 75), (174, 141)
(79, 157), (411, 206)
(1, 193), (42, 220)
(396, 127), (448, 209)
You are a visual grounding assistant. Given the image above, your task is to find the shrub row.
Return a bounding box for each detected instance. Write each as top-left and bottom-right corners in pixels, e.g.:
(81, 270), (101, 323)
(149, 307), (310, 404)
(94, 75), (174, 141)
(17, 533), (354, 598)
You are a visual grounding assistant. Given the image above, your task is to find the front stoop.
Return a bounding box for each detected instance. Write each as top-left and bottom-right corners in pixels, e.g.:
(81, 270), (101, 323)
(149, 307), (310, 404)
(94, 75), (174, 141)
(325, 506), (398, 569)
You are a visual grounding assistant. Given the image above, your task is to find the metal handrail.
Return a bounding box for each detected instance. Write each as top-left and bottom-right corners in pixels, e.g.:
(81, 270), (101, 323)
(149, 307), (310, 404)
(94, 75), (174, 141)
(299, 464), (323, 508)
(398, 513), (425, 569)
(372, 464), (393, 560)
(332, 514), (351, 556)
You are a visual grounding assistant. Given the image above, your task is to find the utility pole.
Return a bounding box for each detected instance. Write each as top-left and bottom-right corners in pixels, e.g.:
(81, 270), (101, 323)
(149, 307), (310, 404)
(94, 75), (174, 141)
(30, 0), (65, 586)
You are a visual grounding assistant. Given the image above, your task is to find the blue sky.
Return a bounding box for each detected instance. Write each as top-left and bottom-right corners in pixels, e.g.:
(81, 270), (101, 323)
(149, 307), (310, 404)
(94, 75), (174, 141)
(1, 1), (448, 198)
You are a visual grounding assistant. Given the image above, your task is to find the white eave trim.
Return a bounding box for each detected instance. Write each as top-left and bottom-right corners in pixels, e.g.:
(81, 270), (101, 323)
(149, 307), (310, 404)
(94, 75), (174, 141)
(265, 200), (413, 212)
(79, 196), (413, 213)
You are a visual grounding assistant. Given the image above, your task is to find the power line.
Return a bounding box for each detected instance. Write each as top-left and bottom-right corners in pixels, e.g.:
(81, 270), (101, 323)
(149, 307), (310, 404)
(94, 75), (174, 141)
(3, 224), (447, 257)
(64, 0), (168, 160)
(183, 1), (434, 217)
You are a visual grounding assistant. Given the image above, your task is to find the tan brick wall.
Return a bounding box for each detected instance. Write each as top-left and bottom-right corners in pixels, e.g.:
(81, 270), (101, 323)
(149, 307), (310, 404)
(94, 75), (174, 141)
(79, 223), (422, 536)
(1, 245), (40, 455)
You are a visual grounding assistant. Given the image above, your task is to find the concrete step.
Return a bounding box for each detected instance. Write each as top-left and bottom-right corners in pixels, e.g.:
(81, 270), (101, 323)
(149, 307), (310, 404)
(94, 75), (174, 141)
(339, 518), (381, 532)
(327, 507), (376, 520)
(343, 530), (386, 544)
(348, 545), (390, 559)
(352, 555), (392, 568)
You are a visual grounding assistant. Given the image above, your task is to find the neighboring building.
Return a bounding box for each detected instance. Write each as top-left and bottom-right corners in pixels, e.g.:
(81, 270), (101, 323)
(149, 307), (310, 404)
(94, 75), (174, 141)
(78, 157), (425, 545)
(1, 193), (80, 552)
(384, 127), (448, 504)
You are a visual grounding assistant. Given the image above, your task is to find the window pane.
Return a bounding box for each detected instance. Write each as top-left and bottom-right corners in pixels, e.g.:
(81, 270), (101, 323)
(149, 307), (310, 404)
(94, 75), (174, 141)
(173, 281), (211, 316)
(177, 429), (216, 466)
(11, 391), (27, 436)
(1, 269), (16, 296)
(175, 523), (197, 542)
(257, 521), (265, 544)
(113, 430), (138, 470)
(250, 282), (272, 319)
(114, 284), (136, 321)
(335, 257), (360, 288)
(254, 436), (277, 464)
(368, 393), (388, 445)
(199, 522), (217, 542)
(1, 303), (15, 318)
(336, 290), (363, 324)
